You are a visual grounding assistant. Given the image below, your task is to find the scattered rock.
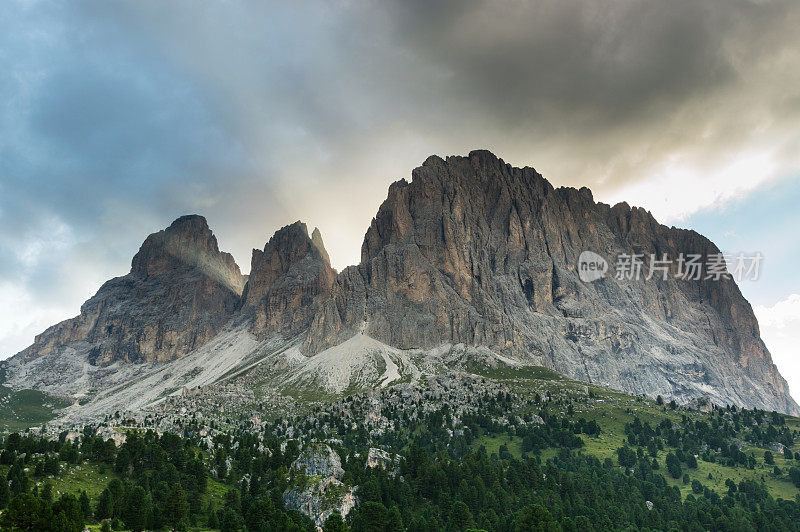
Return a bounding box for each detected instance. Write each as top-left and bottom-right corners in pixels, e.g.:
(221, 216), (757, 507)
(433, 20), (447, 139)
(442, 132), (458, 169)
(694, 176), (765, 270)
(366, 448), (399, 472)
(688, 396), (714, 413)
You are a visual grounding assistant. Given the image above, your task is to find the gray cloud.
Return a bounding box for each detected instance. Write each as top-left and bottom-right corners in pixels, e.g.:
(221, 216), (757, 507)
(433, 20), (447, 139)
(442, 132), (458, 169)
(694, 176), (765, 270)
(2, 0), (800, 357)
(377, 0), (800, 182)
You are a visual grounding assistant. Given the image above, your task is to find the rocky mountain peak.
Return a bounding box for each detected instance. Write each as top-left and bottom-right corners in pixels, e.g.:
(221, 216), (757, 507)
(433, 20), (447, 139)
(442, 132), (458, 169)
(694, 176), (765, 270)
(7, 150), (797, 415)
(311, 227), (331, 266)
(131, 214), (244, 294)
(309, 150), (798, 414)
(13, 215), (244, 365)
(241, 221), (336, 336)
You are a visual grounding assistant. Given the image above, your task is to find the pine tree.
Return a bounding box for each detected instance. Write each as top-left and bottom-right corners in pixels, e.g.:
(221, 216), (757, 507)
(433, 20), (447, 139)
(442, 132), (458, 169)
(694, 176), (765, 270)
(52, 493), (85, 532)
(0, 477), (8, 509)
(323, 512), (349, 532)
(666, 453), (682, 479)
(79, 490), (91, 519)
(123, 486), (149, 532)
(386, 505), (404, 532)
(40, 483), (53, 505)
(358, 501), (388, 532)
(514, 504), (559, 532)
(449, 501), (474, 530)
(164, 484), (189, 528)
(207, 505), (220, 529)
(0, 494), (47, 531)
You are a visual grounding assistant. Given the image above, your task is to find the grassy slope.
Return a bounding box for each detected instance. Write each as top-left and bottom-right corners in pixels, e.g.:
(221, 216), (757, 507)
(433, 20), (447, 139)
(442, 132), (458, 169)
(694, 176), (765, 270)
(0, 385), (70, 431)
(471, 367), (800, 501)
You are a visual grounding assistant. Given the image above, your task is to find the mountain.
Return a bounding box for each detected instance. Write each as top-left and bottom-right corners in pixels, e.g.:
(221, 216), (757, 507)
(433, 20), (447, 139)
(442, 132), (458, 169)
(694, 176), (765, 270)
(240, 221), (336, 338)
(3, 150), (797, 418)
(13, 215), (244, 365)
(304, 150), (797, 414)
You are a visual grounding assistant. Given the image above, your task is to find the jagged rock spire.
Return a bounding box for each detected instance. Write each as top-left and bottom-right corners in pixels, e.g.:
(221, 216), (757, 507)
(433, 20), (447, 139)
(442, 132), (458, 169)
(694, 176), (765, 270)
(241, 221), (336, 336)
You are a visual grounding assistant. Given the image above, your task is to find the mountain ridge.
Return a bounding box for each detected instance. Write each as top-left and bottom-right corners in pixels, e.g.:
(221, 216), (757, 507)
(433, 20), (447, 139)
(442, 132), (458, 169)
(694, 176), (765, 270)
(4, 150), (797, 416)
(301, 150), (795, 414)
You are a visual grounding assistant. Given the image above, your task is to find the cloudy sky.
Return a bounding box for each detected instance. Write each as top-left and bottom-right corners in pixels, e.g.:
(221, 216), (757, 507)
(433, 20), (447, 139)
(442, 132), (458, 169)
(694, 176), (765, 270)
(2, 0), (799, 397)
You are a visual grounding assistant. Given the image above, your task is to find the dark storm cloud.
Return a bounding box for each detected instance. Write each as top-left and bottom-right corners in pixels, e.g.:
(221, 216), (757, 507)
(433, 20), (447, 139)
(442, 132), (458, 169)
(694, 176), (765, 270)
(2, 0), (800, 357)
(374, 0), (800, 181)
(387, 0), (736, 119)
(107, 0), (800, 198)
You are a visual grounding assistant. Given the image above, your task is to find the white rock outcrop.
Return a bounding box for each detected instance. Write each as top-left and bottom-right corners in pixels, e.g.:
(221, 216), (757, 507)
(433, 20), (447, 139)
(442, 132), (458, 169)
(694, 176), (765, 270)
(283, 443), (356, 528)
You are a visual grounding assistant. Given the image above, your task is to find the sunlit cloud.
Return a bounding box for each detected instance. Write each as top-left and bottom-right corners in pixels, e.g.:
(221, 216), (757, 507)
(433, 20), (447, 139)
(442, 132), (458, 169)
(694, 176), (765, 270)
(603, 145), (786, 224)
(755, 295), (800, 400)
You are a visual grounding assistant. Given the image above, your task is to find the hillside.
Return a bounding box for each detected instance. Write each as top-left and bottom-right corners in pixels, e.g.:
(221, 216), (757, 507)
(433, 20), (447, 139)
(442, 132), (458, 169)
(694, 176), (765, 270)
(1, 369), (799, 531)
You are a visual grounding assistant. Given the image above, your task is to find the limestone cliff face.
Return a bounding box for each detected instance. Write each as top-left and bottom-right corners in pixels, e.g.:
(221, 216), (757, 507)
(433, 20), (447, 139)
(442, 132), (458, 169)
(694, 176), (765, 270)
(240, 222), (336, 337)
(15, 215), (244, 365)
(8, 151), (797, 415)
(305, 150), (798, 414)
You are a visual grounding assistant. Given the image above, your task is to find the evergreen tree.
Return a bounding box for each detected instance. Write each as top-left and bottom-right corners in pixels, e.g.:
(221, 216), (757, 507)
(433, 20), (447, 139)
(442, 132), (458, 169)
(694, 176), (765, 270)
(449, 501), (474, 530)
(79, 490), (91, 519)
(0, 477), (10, 509)
(217, 506), (244, 532)
(164, 484), (189, 529)
(666, 452), (682, 479)
(355, 501), (388, 532)
(95, 487), (113, 520)
(513, 504), (559, 532)
(617, 446), (637, 468)
(123, 486), (150, 532)
(52, 493), (85, 532)
(323, 512), (349, 532)
(386, 505), (404, 532)
(0, 493), (48, 531)
(207, 506), (220, 529)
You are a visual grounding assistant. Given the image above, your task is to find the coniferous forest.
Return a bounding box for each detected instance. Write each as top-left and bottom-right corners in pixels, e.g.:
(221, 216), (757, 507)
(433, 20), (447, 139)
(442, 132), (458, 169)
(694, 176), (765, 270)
(2, 376), (800, 532)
